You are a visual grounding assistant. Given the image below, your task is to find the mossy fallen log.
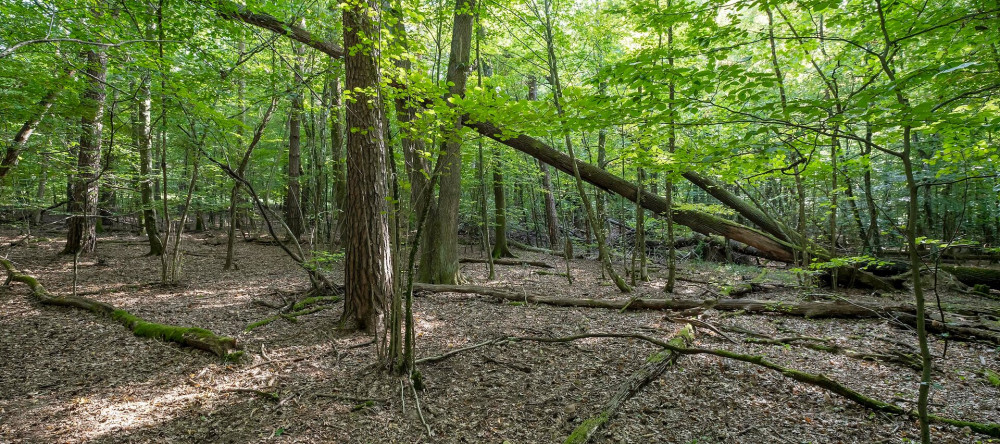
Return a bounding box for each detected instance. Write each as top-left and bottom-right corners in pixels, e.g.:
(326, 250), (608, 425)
(1, 258), (238, 357)
(564, 325), (694, 444)
(940, 265), (1000, 291)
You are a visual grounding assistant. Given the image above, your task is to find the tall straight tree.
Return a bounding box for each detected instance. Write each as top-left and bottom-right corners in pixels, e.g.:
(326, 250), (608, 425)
(285, 24), (306, 240)
(340, 0), (392, 332)
(63, 48), (107, 255)
(136, 7), (163, 256)
(418, 0), (476, 284)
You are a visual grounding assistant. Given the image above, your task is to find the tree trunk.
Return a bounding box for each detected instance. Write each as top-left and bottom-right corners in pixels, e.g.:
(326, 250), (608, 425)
(527, 76), (561, 250)
(63, 49), (107, 256)
(285, 30), (306, 240)
(0, 68), (75, 184)
(418, 0), (476, 285)
(463, 119), (799, 263)
(136, 35), (163, 256)
(329, 75), (347, 248)
(491, 146), (514, 258)
(341, 0), (392, 333)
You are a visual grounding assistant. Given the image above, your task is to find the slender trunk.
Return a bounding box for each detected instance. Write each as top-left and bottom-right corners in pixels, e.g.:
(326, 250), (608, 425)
(530, 76), (560, 249)
(491, 146), (513, 258)
(0, 68), (75, 183)
(863, 125), (881, 254)
(329, 75), (347, 248)
(285, 29), (306, 240)
(541, 0), (629, 293)
(664, 12), (676, 292)
(63, 49), (107, 256)
(137, 23), (163, 255)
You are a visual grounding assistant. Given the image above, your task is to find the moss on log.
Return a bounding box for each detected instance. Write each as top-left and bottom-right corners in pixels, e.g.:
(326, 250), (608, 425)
(940, 265), (1000, 290)
(1, 258), (238, 357)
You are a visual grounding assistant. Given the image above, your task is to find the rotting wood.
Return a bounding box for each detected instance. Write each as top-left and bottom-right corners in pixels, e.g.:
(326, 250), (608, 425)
(1, 258), (238, 357)
(460, 257), (554, 268)
(564, 325), (694, 444)
(940, 266), (1000, 291)
(412, 284), (1000, 343)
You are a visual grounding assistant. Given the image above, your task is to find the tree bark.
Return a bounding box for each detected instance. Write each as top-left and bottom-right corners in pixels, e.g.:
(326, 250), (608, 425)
(63, 49), (107, 255)
(285, 29), (306, 240)
(418, 0), (476, 285)
(341, 0), (393, 332)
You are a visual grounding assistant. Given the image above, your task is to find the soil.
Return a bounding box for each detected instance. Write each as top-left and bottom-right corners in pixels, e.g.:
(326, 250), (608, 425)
(1, 228), (999, 443)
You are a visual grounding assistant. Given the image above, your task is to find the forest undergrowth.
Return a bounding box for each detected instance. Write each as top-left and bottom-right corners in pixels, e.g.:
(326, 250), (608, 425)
(1, 228), (999, 443)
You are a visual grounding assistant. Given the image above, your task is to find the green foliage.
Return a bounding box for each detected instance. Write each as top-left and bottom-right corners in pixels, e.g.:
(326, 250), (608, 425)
(304, 252), (345, 273)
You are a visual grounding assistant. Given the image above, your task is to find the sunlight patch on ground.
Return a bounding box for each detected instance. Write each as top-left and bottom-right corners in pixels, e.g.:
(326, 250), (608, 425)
(35, 384), (205, 442)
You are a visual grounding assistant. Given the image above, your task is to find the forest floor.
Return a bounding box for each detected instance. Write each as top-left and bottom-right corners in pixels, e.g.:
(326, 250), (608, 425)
(1, 227), (999, 444)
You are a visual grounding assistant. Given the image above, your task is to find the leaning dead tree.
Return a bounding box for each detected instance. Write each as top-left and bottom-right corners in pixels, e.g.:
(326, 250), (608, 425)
(1, 258), (238, 357)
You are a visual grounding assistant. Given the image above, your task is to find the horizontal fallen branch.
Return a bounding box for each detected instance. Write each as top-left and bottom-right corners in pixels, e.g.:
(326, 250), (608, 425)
(460, 257), (554, 268)
(413, 283), (900, 318)
(1, 258), (238, 357)
(245, 296), (342, 331)
(413, 284), (1000, 344)
(420, 330), (1000, 439)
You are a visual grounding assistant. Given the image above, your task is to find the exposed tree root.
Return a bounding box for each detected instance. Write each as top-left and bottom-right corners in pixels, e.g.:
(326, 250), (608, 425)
(1, 258), (238, 357)
(460, 257), (554, 268)
(564, 325), (694, 444)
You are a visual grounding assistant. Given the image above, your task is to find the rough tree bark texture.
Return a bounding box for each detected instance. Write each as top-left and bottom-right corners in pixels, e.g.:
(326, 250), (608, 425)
(341, 0), (392, 332)
(64, 49), (108, 255)
(418, 0), (476, 284)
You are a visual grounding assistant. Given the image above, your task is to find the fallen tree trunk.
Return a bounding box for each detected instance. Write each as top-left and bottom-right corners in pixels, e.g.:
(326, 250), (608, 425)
(940, 266), (1000, 291)
(1, 258), (239, 357)
(460, 257), (554, 268)
(463, 120), (799, 264)
(413, 284), (899, 318)
(463, 119), (895, 291)
(413, 284), (1000, 343)
(565, 325), (694, 444)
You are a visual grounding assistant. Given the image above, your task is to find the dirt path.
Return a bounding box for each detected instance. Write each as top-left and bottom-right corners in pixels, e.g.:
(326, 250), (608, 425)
(1, 230), (998, 443)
